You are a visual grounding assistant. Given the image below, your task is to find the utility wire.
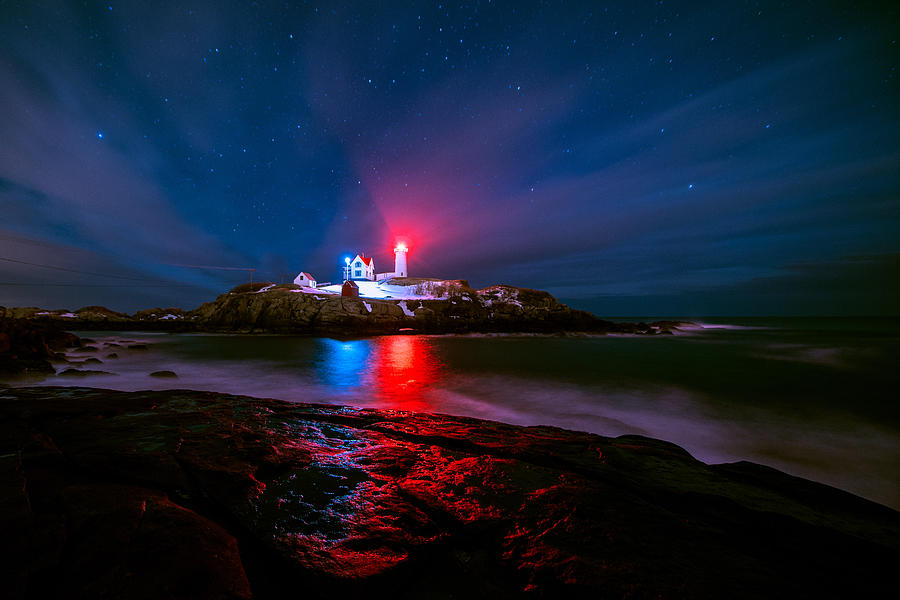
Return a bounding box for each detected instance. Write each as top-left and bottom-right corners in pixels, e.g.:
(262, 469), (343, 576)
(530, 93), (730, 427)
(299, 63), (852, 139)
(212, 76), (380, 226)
(164, 263), (258, 271)
(0, 256), (148, 281)
(0, 282), (212, 287)
(0, 256), (275, 289)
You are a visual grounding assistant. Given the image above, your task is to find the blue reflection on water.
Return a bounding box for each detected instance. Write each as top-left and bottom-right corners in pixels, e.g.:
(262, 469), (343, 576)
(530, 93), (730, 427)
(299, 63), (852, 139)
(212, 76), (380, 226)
(316, 338), (372, 392)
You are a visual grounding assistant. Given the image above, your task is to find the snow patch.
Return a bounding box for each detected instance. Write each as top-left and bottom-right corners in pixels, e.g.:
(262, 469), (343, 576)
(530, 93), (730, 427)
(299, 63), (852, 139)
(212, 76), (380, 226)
(255, 284), (276, 293)
(398, 301), (416, 317)
(290, 286), (336, 296)
(363, 301), (373, 313)
(316, 280), (452, 300)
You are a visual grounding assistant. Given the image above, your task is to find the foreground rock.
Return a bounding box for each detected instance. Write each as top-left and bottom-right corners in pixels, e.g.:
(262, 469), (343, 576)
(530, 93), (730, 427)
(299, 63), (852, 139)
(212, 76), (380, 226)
(1, 387), (896, 599)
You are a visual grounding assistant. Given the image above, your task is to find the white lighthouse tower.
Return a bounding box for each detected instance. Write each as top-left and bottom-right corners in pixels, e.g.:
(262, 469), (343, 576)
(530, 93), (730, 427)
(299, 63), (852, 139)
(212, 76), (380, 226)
(394, 243), (408, 278)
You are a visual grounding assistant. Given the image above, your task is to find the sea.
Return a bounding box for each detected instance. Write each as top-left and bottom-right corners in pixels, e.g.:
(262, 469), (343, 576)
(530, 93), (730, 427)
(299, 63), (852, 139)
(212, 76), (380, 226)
(7, 317), (900, 510)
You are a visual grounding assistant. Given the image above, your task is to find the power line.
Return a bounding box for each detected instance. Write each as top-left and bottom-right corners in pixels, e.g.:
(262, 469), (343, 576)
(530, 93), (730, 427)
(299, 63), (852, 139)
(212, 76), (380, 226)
(0, 282), (211, 288)
(0, 256), (273, 289)
(0, 235), (68, 250)
(164, 263), (258, 271)
(0, 256), (148, 281)
(163, 263), (259, 284)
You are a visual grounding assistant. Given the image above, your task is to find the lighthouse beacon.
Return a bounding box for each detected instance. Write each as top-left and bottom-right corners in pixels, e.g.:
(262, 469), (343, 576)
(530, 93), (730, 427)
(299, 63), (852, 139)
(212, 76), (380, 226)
(394, 243), (408, 278)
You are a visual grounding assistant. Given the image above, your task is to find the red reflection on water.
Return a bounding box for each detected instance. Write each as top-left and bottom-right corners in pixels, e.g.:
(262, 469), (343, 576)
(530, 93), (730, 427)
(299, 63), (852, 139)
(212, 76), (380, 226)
(363, 335), (444, 411)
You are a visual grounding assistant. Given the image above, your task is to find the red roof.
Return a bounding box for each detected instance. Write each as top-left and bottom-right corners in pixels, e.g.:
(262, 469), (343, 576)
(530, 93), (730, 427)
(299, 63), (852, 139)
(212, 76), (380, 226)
(356, 255), (373, 267)
(300, 272), (315, 280)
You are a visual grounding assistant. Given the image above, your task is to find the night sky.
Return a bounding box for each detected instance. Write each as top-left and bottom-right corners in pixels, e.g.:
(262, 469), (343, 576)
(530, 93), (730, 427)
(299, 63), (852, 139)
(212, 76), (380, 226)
(1, 1), (898, 315)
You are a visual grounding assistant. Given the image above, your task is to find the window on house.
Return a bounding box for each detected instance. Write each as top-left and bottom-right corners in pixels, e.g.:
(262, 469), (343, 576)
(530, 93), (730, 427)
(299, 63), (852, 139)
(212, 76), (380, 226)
(354, 269), (361, 277)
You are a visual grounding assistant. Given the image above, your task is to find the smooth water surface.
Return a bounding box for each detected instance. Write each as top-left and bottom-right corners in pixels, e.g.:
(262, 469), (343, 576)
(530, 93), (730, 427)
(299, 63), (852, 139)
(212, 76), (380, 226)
(9, 318), (900, 509)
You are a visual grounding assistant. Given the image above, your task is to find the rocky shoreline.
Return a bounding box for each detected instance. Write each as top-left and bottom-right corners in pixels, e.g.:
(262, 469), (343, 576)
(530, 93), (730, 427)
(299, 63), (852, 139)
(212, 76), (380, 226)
(1, 281), (688, 337)
(1, 386), (897, 599)
(0, 318), (83, 377)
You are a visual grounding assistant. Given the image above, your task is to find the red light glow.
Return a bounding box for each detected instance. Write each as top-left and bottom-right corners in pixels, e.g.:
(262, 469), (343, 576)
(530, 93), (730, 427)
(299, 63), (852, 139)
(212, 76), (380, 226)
(364, 335), (442, 411)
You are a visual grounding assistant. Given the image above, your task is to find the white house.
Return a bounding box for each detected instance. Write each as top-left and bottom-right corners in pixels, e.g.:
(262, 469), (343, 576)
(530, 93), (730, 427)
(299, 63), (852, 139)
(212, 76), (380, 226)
(293, 272), (317, 288)
(349, 254), (375, 281)
(376, 243), (409, 281)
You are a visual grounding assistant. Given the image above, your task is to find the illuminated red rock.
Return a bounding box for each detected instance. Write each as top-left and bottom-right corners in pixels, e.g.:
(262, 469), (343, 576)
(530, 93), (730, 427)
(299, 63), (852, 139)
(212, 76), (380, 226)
(1, 386), (897, 599)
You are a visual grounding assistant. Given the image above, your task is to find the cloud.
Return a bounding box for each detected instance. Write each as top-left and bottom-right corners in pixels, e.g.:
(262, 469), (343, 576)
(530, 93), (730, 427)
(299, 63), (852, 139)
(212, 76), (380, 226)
(304, 39), (900, 302)
(0, 18), (255, 309)
(564, 253), (900, 316)
(1, 3), (897, 315)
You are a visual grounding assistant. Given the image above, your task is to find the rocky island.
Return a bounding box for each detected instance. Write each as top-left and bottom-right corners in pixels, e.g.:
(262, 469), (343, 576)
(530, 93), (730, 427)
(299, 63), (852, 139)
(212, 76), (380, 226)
(189, 280), (675, 335)
(1, 279), (685, 337)
(1, 386), (897, 599)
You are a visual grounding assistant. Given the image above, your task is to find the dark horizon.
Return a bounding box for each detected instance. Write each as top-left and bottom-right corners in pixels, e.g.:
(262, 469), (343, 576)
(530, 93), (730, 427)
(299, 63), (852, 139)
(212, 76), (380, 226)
(2, 1), (898, 315)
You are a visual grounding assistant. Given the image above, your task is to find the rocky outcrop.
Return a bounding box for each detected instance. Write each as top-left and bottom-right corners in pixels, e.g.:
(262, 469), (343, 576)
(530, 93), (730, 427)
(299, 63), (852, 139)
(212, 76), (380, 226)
(0, 319), (81, 376)
(56, 368), (116, 377)
(0, 306), (46, 319)
(149, 370), (178, 378)
(132, 307), (189, 321)
(189, 284), (673, 335)
(0, 304), (198, 332)
(0, 386), (896, 599)
(3, 285), (687, 336)
(73, 305), (130, 321)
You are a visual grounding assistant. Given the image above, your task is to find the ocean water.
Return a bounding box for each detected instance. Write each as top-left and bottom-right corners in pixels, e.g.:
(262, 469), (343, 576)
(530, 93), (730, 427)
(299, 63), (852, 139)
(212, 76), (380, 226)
(8, 317), (900, 510)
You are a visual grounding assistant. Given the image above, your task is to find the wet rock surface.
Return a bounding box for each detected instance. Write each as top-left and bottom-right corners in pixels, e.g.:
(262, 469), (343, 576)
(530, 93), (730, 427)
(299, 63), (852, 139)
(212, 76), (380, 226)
(1, 386), (897, 599)
(150, 370), (178, 378)
(56, 368), (116, 377)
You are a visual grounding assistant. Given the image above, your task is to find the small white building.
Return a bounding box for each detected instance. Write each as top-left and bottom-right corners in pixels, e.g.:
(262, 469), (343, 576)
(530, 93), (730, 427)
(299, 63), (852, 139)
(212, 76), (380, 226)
(349, 255), (375, 281)
(293, 272), (317, 288)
